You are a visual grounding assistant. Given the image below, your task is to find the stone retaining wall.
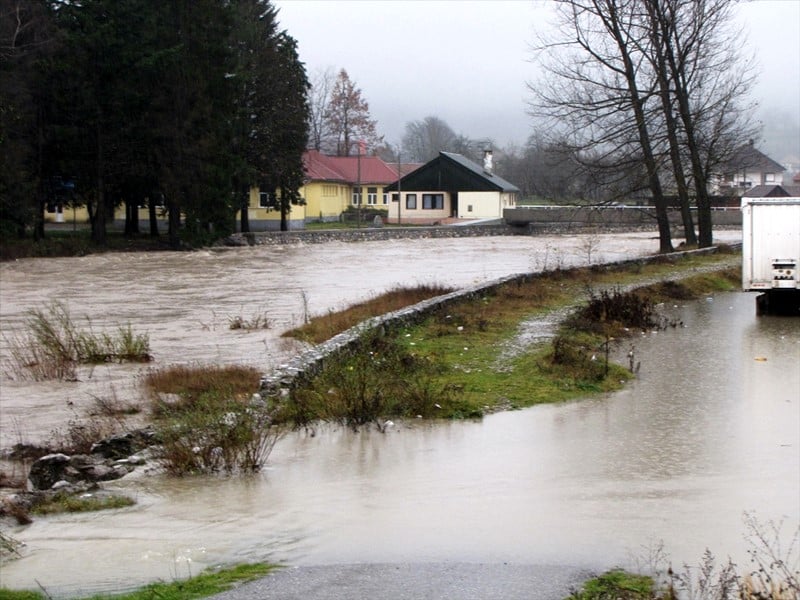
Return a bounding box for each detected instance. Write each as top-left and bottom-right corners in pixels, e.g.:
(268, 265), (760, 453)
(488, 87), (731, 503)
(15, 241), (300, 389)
(226, 224), (512, 246)
(260, 245), (738, 400)
(226, 208), (741, 247)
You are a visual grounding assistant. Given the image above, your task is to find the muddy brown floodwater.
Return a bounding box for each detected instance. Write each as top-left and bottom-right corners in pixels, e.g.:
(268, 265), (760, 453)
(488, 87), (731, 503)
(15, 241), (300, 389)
(4, 230), (797, 600)
(1, 231), (704, 443)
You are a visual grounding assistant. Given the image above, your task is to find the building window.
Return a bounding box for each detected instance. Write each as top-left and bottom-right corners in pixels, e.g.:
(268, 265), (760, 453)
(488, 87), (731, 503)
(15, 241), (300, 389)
(352, 186), (362, 205)
(765, 173), (775, 182)
(422, 193), (444, 210)
(468, 205), (473, 212)
(391, 193), (399, 203)
(405, 193), (417, 210)
(367, 187), (378, 205)
(382, 189), (389, 204)
(259, 192), (277, 209)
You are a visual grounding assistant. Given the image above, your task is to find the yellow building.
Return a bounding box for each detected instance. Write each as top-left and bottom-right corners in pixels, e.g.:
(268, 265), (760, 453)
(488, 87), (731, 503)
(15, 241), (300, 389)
(46, 150), (406, 232)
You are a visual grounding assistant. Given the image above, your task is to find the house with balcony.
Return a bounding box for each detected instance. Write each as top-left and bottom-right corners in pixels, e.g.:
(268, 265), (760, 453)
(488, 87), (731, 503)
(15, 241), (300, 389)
(712, 140), (786, 196)
(383, 151), (520, 224)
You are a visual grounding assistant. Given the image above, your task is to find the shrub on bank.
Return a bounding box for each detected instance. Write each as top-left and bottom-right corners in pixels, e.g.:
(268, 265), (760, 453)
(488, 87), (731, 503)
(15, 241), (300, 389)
(144, 365), (282, 474)
(6, 301), (151, 381)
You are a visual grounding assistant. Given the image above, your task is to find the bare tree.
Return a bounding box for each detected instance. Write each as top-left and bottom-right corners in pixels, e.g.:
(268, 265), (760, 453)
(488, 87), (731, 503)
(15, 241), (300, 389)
(644, 0), (697, 245)
(529, 0), (757, 250)
(307, 66), (335, 152)
(647, 0), (757, 247)
(529, 0), (674, 252)
(324, 68), (382, 156)
(401, 116), (457, 162)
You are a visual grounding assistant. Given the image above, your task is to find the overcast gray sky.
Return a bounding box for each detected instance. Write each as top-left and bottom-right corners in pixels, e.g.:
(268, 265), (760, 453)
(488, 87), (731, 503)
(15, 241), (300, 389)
(273, 0), (800, 168)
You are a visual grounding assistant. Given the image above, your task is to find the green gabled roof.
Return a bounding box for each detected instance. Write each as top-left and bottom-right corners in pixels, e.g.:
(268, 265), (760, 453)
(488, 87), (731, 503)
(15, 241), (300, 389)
(384, 152), (520, 193)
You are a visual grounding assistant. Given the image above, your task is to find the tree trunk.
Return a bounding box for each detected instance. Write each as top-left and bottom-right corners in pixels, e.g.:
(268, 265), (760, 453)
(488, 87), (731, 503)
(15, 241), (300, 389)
(657, 8), (713, 247)
(91, 125), (107, 245)
(124, 198), (139, 235)
(239, 188), (250, 233)
(647, 3), (697, 246)
(148, 196), (159, 237)
(279, 185), (288, 232)
(604, 1), (672, 253)
(168, 194), (181, 249)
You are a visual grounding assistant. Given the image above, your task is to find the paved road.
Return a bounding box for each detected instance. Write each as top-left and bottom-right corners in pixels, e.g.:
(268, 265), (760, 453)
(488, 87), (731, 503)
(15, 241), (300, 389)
(210, 563), (592, 600)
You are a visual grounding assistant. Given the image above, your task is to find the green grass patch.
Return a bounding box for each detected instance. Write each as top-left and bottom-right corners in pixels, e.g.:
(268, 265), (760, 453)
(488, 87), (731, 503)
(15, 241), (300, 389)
(567, 569), (657, 599)
(0, 562), (276, 600)
(0, 590), (45, 600)
(0, 229), (174, 262)
(31, 493), (135, 516)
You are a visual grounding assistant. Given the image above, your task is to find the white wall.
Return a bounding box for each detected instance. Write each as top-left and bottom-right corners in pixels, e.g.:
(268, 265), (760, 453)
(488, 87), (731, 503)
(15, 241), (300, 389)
(458, 191), (502, 218)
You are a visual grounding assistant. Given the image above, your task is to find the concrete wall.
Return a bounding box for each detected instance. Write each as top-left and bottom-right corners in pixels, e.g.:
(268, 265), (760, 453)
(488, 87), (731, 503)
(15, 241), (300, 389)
(504, 206), (742, 232)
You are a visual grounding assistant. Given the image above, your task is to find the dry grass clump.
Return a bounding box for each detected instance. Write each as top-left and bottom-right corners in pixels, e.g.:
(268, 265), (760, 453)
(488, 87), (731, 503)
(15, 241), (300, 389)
(284, 284), (455, 344)
(5, 301), (151, 380)
(143, 365), (281, 474)
(228, 308), (272, 331)
(144, 364), (261, 413)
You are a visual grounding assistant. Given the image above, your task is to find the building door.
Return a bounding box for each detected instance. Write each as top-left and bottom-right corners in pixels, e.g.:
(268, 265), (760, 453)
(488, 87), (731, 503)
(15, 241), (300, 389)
(451, 192), (458, 218)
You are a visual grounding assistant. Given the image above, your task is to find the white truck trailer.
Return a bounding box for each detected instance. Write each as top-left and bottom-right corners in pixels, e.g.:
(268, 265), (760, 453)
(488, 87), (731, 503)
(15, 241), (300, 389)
(741, 196), (800, 315)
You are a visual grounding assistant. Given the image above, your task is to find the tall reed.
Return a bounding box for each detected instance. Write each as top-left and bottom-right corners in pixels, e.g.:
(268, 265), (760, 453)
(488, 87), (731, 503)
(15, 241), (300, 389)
(5, 301), (151, 380)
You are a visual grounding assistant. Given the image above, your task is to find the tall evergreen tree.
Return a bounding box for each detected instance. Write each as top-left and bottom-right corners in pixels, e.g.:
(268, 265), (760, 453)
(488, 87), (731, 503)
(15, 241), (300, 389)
(0, 0), (56, 239)
(231, 0), (309, 232)
(146, 0), (238, 247)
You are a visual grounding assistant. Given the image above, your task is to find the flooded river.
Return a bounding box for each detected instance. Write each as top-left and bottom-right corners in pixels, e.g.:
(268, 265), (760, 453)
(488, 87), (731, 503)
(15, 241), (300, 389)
(3, 231), (798, 597)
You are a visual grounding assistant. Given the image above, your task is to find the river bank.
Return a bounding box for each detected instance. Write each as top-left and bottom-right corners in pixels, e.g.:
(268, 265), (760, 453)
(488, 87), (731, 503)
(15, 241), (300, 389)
(7, 230), (795, 599)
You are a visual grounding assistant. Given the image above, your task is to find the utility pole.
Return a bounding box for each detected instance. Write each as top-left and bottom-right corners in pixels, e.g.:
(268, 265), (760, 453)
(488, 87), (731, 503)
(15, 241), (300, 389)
(397, 145), (402, 225)
(356, 140), (362, 228)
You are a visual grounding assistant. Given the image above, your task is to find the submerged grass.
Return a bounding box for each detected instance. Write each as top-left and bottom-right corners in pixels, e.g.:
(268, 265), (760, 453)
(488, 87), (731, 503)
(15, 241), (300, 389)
(282, 252), (741, 424)
(31, 493), (135, 516)
(5, 301), (151, 381)
(0, 562), (276, 600)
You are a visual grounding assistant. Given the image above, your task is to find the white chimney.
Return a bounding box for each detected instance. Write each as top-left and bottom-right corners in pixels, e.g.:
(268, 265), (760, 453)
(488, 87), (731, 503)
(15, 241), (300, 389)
(483, 149), (493, 173)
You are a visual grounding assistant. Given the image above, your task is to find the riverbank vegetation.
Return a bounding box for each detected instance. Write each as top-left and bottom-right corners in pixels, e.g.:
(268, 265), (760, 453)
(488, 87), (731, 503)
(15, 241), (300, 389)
(1, 253), (740, 487)
(568, 514), (799, 599)
(0, 230), (175, 262)
(143, 365), (283, 475)
(0, 562), (275, 600)
(281, 252), (740, 427)
(30, 492), (135, 516)
(4, 301), (151, 381)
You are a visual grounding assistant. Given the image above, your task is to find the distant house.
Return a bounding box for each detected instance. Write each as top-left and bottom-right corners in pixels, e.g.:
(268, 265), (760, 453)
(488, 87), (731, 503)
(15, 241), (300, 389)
(712, 140), (786, 196)
(245, 150), (412, 230)
(383, 151), (520, 224)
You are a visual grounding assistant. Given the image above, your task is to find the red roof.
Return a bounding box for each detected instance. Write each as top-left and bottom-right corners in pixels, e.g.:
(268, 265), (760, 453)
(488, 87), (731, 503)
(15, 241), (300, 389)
(302, 150), (399, 185)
